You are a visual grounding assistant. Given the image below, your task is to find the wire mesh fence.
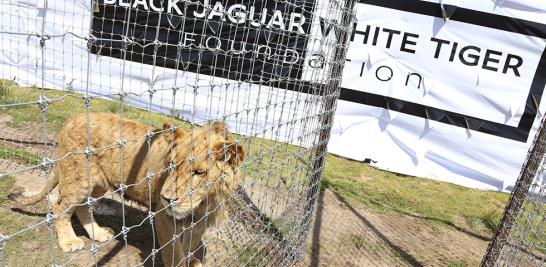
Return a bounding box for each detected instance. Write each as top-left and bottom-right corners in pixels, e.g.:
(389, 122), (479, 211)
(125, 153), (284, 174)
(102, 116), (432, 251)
(482, 116), (546, 266)
(0, 0), (356, 266)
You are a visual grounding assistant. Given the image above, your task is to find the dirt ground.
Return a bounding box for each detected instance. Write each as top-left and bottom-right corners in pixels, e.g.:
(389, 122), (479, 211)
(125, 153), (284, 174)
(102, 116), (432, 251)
(0, 116), (493, 266)
(0, 114), (57, 155)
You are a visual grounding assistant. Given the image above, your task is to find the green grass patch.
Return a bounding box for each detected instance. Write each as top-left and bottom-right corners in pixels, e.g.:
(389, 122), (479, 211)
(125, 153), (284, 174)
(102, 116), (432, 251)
(339, 234), (366, 250)
(509, 201), (546, 255)
(447, 259), (466, 267)
(0, 82), (189, 132)
(271, 218), (300, 242)
(0, 144), (41, 166)
(0, 175), (16, 206)
(232, 244), (270, 266)
(0, 80), (13, 102)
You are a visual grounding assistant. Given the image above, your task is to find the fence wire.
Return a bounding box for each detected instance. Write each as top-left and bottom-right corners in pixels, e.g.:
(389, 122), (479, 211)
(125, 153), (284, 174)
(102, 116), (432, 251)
(483, 116), (546, 266)
(0, 0), (356, 266)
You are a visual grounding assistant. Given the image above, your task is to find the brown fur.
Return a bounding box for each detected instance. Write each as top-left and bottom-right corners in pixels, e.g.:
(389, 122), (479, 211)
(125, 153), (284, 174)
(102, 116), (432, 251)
(16, 112), (243, 267)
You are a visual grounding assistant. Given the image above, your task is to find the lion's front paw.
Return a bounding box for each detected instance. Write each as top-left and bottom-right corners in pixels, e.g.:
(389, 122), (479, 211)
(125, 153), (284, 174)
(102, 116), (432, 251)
(91, 227), (114, 243)
(58, 236), (85, 252)
(189, 258), (203, 267)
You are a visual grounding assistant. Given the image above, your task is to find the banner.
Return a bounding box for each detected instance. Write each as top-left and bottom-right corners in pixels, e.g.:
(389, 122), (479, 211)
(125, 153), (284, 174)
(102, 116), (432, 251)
(328, 0), (546, 191)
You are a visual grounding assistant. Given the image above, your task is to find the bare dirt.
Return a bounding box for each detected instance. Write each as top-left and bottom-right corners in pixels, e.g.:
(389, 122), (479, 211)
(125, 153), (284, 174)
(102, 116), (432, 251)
(0, 114), (57, 155)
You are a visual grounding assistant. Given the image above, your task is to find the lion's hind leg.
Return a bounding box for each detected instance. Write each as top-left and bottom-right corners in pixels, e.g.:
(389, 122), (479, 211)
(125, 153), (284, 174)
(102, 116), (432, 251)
(53, 155), (91, 252)
(53, 194), (86, 252)
(75, 205), (114, 243)
(74, 168), (114, 244)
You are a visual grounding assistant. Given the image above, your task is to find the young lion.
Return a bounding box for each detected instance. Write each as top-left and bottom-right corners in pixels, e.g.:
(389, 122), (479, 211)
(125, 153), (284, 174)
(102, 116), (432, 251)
(16, 112), (244, 266)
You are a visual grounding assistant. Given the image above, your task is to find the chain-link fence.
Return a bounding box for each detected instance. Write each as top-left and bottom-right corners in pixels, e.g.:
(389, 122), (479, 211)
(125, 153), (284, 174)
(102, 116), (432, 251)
(0, 0), (356, 266)
(482, 116), (546, 266)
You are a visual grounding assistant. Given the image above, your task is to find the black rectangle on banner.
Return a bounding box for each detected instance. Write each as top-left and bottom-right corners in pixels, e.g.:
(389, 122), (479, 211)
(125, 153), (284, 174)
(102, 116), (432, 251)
(90, 0), (315, 84)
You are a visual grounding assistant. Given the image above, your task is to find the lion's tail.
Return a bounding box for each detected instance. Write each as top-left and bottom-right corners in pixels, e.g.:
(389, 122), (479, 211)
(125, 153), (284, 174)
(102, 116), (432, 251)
(9, 169), (59, 206)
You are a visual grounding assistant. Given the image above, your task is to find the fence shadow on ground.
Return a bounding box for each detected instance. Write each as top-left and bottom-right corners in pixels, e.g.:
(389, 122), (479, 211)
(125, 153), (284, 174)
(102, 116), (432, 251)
(306, 187), (498, 267)
(360, 195), (492, 242)
(309, 190), (424, 267)
(309, 190), (324, 267)
(331, 190), (423, 266)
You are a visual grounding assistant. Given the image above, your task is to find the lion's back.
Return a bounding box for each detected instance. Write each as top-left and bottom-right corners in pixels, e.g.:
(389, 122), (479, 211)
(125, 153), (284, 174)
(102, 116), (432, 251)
(55, 113), (156, 192)
(57, 112), (150, 154)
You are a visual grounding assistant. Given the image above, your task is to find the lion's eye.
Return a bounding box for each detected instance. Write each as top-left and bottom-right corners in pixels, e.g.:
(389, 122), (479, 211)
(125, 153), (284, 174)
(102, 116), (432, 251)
(193, 170), (204, 176)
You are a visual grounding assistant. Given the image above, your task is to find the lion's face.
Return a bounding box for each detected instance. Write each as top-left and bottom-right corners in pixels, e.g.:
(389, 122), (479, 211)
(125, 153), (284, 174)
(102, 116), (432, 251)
(159, 123), (244, 220)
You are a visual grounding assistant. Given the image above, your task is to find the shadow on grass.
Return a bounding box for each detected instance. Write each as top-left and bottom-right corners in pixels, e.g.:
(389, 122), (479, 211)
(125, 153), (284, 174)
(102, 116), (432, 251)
(321, 179), (492, 242)
(333, 191), (424, 265)
(352, 193), (492, 242)
(310, 189), (424, 267)
(392, 207), (493, 242)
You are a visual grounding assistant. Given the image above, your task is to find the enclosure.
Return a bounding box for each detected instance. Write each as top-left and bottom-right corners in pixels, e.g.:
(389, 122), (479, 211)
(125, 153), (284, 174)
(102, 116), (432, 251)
(0, 0), (356, 266)
(1, 1), (545, 267)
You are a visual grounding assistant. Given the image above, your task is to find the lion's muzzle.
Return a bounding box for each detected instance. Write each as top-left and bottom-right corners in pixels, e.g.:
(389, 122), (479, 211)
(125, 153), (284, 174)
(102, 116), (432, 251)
(161, 196), (194, 220)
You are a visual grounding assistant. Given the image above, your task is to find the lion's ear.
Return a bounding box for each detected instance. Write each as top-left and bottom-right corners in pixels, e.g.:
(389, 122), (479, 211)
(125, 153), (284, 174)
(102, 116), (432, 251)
(207, 121), (228, 135)
(161, 123), (185, 141)
(213, 141), (244, 166)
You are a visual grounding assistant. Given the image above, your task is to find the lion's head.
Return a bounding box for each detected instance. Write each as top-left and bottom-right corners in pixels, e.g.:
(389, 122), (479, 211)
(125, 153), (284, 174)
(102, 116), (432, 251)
(159, 122), (244, 220)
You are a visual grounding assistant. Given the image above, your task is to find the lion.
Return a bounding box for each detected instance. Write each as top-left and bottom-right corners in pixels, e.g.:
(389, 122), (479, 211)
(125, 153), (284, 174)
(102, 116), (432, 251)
(14, 112), (244, 266)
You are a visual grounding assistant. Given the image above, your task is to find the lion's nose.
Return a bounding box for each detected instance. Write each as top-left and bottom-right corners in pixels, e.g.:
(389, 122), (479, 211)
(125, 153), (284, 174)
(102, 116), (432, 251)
(162, 196), (179, 203)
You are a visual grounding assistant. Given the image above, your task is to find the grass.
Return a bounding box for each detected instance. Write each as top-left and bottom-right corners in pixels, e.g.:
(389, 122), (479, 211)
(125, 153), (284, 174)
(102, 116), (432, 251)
(447, 259), (466, 267)
(0, 82), (187, 132)
(510, 201), (546, 254)
(0, 80), (11, 101)
(0, 175), (15, 206)
(232, 244), (270, 266)
(0, 175), (71, 266)
(339, 234), (366, 250)
(0, 144), (42, 166)
(271, 218), (299, 239)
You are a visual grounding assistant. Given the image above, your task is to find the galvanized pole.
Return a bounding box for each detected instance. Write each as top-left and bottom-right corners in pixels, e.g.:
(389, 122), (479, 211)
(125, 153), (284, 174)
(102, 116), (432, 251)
(297, 0), (357, 260)
(482, 116), (546, 266)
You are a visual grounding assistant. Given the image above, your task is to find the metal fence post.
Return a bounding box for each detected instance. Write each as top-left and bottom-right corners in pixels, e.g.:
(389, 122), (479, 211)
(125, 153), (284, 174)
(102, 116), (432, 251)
(297, 0), (357, 259)
(482, 116), (546, 266)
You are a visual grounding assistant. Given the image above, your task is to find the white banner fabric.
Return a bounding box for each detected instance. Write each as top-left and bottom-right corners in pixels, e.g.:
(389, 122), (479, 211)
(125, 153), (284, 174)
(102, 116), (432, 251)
(328, 0), (546, 191)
